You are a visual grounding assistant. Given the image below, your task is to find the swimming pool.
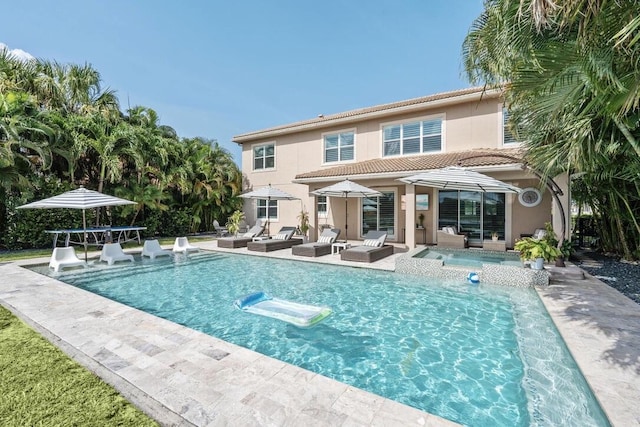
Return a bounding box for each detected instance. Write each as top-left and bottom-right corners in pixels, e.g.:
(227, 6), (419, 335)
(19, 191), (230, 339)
(33, 253), (609, 426)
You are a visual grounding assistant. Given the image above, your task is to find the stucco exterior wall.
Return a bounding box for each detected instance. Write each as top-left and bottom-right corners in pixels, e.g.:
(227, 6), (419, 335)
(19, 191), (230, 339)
(237, 91), (569, 248)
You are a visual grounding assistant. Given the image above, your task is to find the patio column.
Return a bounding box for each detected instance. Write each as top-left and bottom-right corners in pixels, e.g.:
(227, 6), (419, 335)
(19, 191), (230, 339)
(405, 183), (416, 248)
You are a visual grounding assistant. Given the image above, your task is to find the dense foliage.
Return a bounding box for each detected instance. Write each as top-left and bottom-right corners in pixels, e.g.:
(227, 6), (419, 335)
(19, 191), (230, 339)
(0, 49), (242, 250)
(463, 0), (640, 260)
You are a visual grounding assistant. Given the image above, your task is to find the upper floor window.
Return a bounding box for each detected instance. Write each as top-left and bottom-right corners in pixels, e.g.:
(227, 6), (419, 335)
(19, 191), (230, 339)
(324, 132), (354, 163)
(503, 108), (517, 145)
(253, 143), (275, 170)
(382, 118), (442, 157)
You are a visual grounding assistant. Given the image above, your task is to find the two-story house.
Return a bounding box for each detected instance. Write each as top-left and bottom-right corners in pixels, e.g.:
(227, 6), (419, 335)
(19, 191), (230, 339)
(233, 86), (570, 249)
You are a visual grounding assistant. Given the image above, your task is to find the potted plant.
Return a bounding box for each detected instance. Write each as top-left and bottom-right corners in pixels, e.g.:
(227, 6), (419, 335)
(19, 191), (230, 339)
(418, 213), (425, 229)
(491, 231), (499, 242)
(297, 210), (310, 243)
(226, 210), (245, 237)
(514, 237), (561, 270)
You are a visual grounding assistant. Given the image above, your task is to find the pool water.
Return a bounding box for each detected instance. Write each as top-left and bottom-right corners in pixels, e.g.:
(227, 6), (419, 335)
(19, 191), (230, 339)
(415, 247), (523, 268)
(35, 253), (609, 426)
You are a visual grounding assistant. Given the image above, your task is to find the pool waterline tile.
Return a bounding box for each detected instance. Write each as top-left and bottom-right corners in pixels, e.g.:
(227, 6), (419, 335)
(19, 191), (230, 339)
(3, 244), (640, 426)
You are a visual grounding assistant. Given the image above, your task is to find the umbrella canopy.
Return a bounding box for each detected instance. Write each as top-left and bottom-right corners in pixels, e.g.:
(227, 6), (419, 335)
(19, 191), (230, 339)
(17, 187), (136, 261)
(312, 179), (382, 241)
(398, 166), (522, 193)
(239, 184), (299, 236)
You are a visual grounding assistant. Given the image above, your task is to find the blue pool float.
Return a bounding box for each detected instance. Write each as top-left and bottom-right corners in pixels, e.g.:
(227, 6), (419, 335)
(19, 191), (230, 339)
(234, 292), (332, 328)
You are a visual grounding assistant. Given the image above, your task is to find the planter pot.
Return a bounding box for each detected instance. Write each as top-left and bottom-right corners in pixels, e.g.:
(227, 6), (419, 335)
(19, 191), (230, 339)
(531, 258), (545, 270)
(492, 236), (499, 242)
(555, 256), (566, 267)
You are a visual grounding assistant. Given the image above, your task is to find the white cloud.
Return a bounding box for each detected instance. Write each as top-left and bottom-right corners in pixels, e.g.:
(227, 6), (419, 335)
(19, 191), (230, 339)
(0, 42), (35, 62)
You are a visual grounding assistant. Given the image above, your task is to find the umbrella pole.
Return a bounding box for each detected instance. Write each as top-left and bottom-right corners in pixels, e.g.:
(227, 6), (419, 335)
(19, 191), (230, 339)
(345, 198), (348, 241)
(82, 209), (88, 262)
(266, 197), (270, 237)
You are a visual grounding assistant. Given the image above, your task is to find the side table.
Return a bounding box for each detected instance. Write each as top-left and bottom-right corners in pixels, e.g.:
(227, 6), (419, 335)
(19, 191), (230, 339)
(331, 242), (351, 255)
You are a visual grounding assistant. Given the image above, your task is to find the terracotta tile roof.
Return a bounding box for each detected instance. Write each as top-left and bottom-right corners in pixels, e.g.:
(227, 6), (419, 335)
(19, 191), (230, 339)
(293, 148), (525, 181)
(234, 86), (501, 143)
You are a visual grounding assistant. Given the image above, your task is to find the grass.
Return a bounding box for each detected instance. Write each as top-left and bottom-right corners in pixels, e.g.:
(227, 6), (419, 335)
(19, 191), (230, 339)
(0, 305), (158, 426)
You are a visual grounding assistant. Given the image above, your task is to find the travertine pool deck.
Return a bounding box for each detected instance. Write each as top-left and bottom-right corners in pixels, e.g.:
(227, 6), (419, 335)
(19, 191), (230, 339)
(1, 241), (639, 426)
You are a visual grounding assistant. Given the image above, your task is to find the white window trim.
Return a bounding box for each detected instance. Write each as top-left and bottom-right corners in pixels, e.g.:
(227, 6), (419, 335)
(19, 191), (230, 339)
(317, 195), (328, 219)
(321, 128), (357, 165)
(379, 114), (445, 158)
(252, 141), (276, 172)
(501, 105), (521, 147)
(256, 199), (279, 222)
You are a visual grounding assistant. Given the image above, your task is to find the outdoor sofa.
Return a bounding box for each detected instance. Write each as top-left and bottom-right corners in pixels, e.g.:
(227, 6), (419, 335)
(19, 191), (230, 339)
(217, 222), (265, 249)
(436, 226), (468, 249)
(292, 228), (341, 257)
(246, 227), (301, 252)
(340, 230), (394, 263)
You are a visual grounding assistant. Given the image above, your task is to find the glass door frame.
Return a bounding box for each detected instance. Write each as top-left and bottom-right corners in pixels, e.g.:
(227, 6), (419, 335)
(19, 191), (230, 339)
(360, 188), (397, 240)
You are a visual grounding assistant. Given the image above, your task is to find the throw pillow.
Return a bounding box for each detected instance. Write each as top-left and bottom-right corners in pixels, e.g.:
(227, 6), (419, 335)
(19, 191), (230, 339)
(363, 239), (380, 247)
(274, 233), (287, 240)
(318, 235), (332, 243)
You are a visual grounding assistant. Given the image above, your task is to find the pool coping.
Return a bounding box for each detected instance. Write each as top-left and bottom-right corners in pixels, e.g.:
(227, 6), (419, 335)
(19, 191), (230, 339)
(1, 242), (639, 426)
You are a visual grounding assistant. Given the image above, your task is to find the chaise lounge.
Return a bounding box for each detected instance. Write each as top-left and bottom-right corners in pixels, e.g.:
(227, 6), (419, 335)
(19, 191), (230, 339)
(340, 230), (394, 263)
(48, 247), (87, 272)
(246, 227), (301, 252)
(100, 242), (135, 265)
(292, 228), (341, 257)
(141, 239), (173, 259)
(173, 237), (200, 254)
(217, 221), (265, 249)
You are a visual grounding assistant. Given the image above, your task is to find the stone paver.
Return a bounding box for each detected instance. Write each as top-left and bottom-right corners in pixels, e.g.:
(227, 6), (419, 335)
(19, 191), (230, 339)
(2, 240), (639, 426)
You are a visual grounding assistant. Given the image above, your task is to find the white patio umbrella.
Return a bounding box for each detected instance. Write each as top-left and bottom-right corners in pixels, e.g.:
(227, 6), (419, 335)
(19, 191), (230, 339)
(239, 184), (299, 236)
(398, 166), (522, 193)
(312, 179), (382, 241)
(17, 187), (137, 261)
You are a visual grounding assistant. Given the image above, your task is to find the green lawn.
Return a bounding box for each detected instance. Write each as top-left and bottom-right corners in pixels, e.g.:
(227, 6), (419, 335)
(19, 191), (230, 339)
(0, 305), (158, 426)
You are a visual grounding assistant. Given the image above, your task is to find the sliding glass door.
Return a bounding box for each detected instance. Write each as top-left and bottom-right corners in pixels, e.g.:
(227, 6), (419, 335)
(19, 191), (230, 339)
(361, 191), (395, 239)
(438, 190), (505, 244)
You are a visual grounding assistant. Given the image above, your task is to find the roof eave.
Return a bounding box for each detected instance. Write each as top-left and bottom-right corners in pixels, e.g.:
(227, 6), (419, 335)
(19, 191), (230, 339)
(234, 87), (502, 144)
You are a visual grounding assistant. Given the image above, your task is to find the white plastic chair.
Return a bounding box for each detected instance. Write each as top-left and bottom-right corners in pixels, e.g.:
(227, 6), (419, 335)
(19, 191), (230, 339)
(49, 247), (87, 272)
(141, 239), (172, 260)
(172, 237), (200, 254)
(99, 242), (135, 265)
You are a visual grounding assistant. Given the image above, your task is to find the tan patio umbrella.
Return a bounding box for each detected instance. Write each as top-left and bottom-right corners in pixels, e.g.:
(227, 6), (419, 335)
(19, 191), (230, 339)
(398, 166), (521, 193)
(312, 179), (382, 241)
(17, 187), (137, 261)
(239, 184), (299, 236)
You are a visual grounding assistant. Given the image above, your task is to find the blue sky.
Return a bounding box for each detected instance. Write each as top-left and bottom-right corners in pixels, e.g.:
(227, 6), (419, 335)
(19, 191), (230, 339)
(3, 1), (484, 163)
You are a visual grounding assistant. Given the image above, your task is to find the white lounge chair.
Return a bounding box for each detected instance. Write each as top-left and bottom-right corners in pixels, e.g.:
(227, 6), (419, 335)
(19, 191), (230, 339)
(49, 247), (87, 272)
(141, 239), (172, 260)
(172, 237), (200, 254)
(99, 242), (135, 265)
